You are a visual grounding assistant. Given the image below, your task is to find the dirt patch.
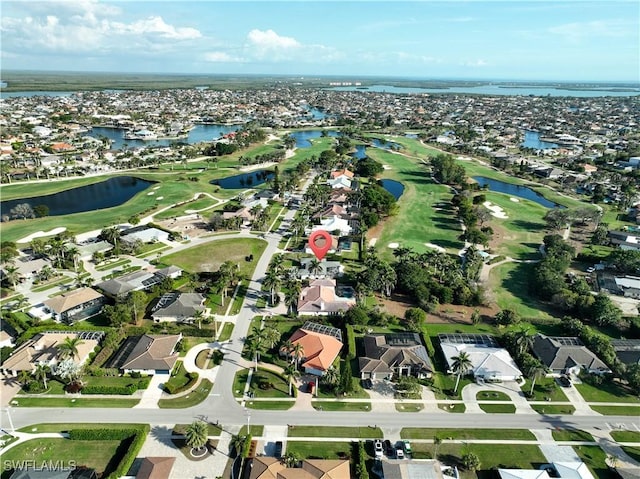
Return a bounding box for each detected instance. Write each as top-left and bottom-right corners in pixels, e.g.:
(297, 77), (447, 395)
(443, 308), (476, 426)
(487, 222), (517, 254)
(366, 220), (387, 244)
(428, 304), (499, 324)
(376, 293), (415, 317)
(157, 217), (212, 238)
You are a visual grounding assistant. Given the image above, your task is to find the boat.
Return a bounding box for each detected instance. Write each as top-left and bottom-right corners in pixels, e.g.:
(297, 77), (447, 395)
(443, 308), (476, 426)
(123, 129), (158, 140)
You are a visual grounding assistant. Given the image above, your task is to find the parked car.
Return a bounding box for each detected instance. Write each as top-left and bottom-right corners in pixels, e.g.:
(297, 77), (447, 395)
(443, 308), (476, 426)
(274, 441), (283, 458)
(396, 448), (405, 459)
(559, 375), (572, 387)
(361, 378), (373, 389)
(403, 440), (412, 455)
(374, 439), (383, 458)
(384, 440), (393, 456)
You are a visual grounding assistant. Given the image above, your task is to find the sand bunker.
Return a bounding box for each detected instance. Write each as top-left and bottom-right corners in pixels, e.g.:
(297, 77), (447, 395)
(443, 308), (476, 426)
(388, 242), (399, 249)
(483, 201), (508, 219)
(147, 191), (155, 195)
(369, 238), (378, 247)
(424, 243), (446, 253)
(156, 196), (164, 200)
(510, 197), (520, 203)
(382, 165), (392, 170)
(17, 227), (67, 244)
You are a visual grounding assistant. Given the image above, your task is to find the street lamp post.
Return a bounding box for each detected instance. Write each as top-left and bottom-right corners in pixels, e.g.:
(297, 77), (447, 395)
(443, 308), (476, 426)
(244, 407), (251, 435)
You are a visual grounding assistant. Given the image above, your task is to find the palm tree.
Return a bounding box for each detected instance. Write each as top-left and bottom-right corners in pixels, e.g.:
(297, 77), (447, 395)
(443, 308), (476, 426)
(246, 335), (264, 368)
(67, 246), (80, 273)
(528, 366), (547, 396)
(451, 351), (472, 393)
(321, 366), (339, 390)
(262, 326), (281, 350)
(100, 226), (121, 248)
(262, 269), (281, 306)
(193, 310), (204, 330)
(58, 336), (85, 361)
(308, 258), (323, 278)
(229, 434), (247, 458)
(433, 435), (443, 459)
(515, 327), (534, 356)
(3, 265), (20, 290)
(284, 281), (301, 316)
(283, 451), (300, 468)
(283, 363), (300, 397)
(290, 342), (305, 368)
(33, 364), (50, 389)
(270, 254), (285, 275)
(185, 420), (208, 451)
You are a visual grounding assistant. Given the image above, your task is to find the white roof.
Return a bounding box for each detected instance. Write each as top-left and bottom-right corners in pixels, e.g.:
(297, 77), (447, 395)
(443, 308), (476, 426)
(499, 470), (551, 479)
(327, 176), (352, 189)
(615, 276), (640, 289)
(440, 342), (523, 379)
(314, 215), (352, 234)
(553, 463), (595, 479)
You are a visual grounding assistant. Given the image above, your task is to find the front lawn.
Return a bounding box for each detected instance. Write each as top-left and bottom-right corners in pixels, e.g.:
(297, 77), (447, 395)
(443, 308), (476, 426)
(589, 405), (640, 416)
(10, 397), (139, 407)
(527, 377), (569, 402)
(1, 438), (123, 479)
(573, 445), (616, 479)
(610, 430), (640, 442)
(285, 441), (353, 461)
(476, 390), (511, 401)
(157, 379), (213, 408)
(574, 380), (639, 403)
(396, 403), (424, 412)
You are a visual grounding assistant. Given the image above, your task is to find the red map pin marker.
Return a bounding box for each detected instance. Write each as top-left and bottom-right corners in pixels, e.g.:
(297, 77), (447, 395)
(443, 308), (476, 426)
(308, 230), (332, 260)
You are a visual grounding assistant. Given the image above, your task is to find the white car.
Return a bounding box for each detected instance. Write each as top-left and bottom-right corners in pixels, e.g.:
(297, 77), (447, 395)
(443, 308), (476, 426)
(396, 448), (405, 459)
(374, 440), (383, 458)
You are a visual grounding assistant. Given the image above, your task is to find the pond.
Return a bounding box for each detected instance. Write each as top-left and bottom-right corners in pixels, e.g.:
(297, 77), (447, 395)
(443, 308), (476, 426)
(472, 176), (563, 208)
(86, 124), (241, 150)
(351, 145), (367, 159)
(0, 176), (155, 218)
(210, 170), (274, 189)
(288, 130), (341, 148)
(371, 138), (401, 150)
(379, 179), (405, 200)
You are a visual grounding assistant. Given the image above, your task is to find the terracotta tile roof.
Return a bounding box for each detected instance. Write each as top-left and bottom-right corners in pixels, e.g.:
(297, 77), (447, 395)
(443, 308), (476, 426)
(330, 169), (354, 179)
(136, 457), (175, 479)
(289, 325), (343, 372)
(248, 458), (350, 479)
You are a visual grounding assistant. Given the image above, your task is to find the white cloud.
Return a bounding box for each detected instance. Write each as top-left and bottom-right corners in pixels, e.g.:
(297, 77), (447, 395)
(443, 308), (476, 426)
(548, 19), (636, 43)
(461, 59), (489, 67)
(204, 51), (244, 63)
(247, 29), (300, 49)
(1, 3), (202, 57)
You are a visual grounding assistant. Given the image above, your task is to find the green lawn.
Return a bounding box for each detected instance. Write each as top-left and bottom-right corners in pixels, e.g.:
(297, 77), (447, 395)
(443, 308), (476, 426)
(527, 377), (569, 402)
(438, 403), (466, 413)
(285, 441), (353, 460)
(161, 238), (267, 277)
(195, 349), (216, 369)
(532, 404), (576, 415)
(245, 400), (295, 410)
(157, 379), (213, 408)
(574, 380), (639, 403)
(552, 429), (595, 442)
(476, 390), (511, 401)
(288, 426), (383, 438)
(589, 405), (640, 416)
(400, 428), (535, 440)
(1, 438), (123, 479)
(312, 401), (371, 412)
(573, 445), (616, 479)
(218, 322), (234, 342)
(367, 148), (464, 257)
(396, 403), (424, 412)
(488, 262), (556, 320)
(173, 422), (223, 436)
(622, 447), (640, 462)
(10, 397), (139, 407)
(610, 430), (640, 442)
(18, 423), (146, 433)
(478, 403), (516, 413)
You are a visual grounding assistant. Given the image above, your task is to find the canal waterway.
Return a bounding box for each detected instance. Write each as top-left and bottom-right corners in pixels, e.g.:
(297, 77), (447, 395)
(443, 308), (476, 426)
(521, 130), (558, 150)
(210, 170), (274, 189)
(288, 130), (341, 148)
(0, 176), (154, 217)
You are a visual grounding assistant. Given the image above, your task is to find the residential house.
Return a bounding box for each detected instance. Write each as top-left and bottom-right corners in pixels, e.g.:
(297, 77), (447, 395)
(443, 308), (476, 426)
(151, 292), (205, 323)
(531, 334), (611, 376)
(304, 235), (339, 256)
(359, 333), (434, 380)
(330, 168), (354, 180)
(611, 339), (640, 366)
(111, 334), (182, 375)
(328, 188), (352, 205)
(43, 287), (105, 324)
(135, 457), (176, 479)
(9, 468), (97, 479)
(96, 266), (182, 299)
(282, 322), (343, 376)
(608, 231), (640, 251)
(295, 258), (344, 280)
(121, 226), (170, 246)
(297, 279), (355, 316)
(327, 174), (352, 189)
(311, 215), (352, 236)
(248, 457), (350, 479)
(499, 461), (595, 479)
(382, 459), (459, 479)
(0, 331), (104, 377)
(438, 334), (523, 382)
(614, 276), (640, 298)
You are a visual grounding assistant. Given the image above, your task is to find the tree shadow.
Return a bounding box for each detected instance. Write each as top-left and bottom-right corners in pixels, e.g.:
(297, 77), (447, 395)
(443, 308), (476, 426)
(151, 424), (177, 447)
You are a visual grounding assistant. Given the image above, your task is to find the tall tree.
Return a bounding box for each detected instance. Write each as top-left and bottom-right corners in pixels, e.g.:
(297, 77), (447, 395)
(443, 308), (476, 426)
(58, 336), (85, 361)
(283, 363), (300, 397)
(451, 351), (472, 393)
(185, 420), (208, 450)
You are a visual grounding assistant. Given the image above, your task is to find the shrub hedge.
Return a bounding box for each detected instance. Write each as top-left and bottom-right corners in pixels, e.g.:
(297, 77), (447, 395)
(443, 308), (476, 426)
(81, 384), (138, 395)
(345, 325), (356, 359)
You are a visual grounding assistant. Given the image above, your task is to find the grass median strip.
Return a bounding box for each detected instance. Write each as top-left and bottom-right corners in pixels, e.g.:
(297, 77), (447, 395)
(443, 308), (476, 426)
(588, 405), (640, 416)
(479, 403), (516, 413)
(552, 429), (595, 442)
(400, 428), (536, 440)
(10, 397), (139, 407)
(532, 404), (576, 415)
(245, 400), (294, 410)
(311, 401), (371, 412)
(287, 426), (383, 438)
(610, 430), (640, 442)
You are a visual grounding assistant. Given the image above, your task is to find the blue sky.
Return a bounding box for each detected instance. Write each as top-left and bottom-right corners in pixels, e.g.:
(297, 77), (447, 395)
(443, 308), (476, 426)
(2, 1), (639, 82)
